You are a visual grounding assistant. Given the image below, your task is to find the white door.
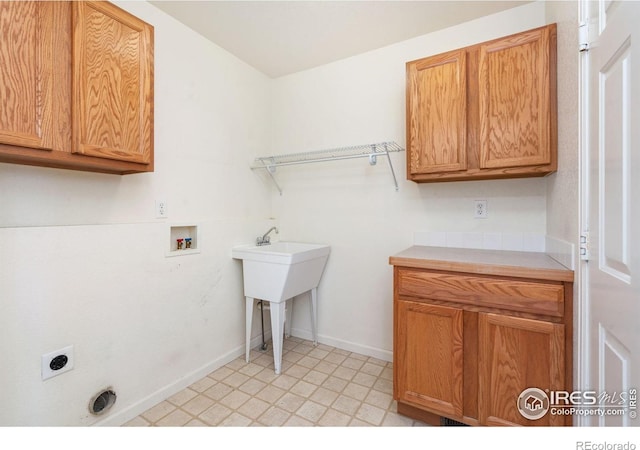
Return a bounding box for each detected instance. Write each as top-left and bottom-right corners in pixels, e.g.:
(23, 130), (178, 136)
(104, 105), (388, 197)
(583, 0), (640, 426)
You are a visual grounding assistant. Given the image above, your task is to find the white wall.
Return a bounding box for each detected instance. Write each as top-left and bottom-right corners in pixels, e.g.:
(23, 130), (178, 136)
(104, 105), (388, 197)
(545, 2), (580, 257)
(270, 1), (550, 358)
(0, 0), (578, 426)
(544, 0), (580, 392)
(0, 1), (273, 425)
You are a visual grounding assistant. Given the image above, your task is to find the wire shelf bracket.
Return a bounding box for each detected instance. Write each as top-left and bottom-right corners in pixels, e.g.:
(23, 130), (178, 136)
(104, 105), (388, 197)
(250, 141), (405, 195)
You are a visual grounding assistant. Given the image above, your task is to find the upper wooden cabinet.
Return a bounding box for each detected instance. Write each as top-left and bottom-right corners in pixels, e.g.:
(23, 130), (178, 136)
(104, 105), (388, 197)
(407, 49), (467, 175)
(0, 1), (153, 174)
(72, 1), (153, 165)
(0, 2), (56, 151)
(406, 24), (557, 183)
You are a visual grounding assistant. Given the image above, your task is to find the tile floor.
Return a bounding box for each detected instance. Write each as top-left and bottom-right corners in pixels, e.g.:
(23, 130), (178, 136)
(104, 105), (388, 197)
(124, 337), (428, 427)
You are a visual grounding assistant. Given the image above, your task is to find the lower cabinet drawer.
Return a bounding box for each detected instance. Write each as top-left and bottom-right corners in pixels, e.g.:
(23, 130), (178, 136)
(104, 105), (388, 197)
(397, 268), (564, 317)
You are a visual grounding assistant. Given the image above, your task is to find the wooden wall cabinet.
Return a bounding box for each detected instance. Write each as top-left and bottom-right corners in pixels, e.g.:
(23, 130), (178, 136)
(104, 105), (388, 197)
(0, 2), (59, 152)
(0, 1), (153, 174)
(390, 247), (573, 426)
(406, 24), (557, 182)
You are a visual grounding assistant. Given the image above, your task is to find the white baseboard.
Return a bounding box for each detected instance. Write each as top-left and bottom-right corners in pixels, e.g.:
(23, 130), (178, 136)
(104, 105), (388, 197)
(96, 328), (391, 427)
(290, 327), (392, 363)
(94, 336), (264, 426)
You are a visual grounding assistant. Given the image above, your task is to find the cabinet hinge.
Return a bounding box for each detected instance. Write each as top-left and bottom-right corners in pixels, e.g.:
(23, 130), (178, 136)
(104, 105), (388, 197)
(579, 22), (590, 52)
(580, 232), (590, 261)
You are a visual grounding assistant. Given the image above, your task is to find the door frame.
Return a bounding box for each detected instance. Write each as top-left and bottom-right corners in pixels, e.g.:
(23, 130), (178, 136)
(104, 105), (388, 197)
(577, 0), (592, 427)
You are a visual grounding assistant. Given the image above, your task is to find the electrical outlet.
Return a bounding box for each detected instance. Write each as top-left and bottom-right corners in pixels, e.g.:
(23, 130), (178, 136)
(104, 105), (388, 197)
(156, 200), (167, 218)
(42, 345), (74, 380)
(474, 200), (488, 219)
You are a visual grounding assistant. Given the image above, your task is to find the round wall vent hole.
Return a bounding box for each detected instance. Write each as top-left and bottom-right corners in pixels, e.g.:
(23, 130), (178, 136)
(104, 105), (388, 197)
(90, 389), (117, 415)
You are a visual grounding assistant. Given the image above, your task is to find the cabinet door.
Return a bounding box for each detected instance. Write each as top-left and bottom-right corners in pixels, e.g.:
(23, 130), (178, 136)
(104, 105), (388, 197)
(479, 313), (565, 426)
(406, 49), (467, 176)
(72, 1), (153, 164)
(478, 25), (555, 169)
(395, 300), (463, 418)
(0, 1), (54, 150)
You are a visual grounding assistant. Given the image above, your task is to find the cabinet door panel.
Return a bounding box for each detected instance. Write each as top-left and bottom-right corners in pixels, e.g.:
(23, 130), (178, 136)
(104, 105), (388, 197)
(479, 313), (565, 426)
(407, 49), (467, 176)
(72, 1), (153, 164)
(0, 1), (54, 150)
(479, 26), (553, 169)
(396, 300), (463, 417)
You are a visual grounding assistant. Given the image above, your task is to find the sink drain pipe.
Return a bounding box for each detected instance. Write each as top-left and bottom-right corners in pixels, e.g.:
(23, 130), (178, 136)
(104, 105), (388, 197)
(258, 300), (268, 351)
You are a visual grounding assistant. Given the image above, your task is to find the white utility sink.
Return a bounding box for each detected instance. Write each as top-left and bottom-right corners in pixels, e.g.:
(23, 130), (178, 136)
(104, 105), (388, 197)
(232, 242), (330, 301)
(231, 241), (329, 264)
(232, 241), (330, 374)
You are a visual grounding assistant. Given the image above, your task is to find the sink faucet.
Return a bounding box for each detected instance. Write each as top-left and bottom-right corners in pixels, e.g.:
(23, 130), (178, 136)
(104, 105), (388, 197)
(256, 227), (278, 246)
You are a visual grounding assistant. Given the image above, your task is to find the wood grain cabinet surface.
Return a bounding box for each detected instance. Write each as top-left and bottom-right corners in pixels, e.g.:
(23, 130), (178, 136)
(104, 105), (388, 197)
(406, 24), (557, 183)
(0, 1), (153, 174)
(395, 300), (464, 418)
(390, 246), (573, 426)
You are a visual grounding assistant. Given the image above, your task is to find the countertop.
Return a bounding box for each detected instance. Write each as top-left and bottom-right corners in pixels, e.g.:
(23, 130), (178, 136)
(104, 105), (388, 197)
(389, 246), (574, 282)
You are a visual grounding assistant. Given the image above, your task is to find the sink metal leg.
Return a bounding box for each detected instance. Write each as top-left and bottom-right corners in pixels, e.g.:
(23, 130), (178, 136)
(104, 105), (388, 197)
(310, 287), (318, 346)
(245, 296), (254, 363)
(270, 301), (286, 374)
(285, 298), (292, 338)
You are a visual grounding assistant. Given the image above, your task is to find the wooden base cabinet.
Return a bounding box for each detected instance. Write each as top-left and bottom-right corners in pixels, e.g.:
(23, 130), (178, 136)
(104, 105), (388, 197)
(395, 301), (463, 418)
(391, 250), (573, 427)
(479, 313), (566, 426)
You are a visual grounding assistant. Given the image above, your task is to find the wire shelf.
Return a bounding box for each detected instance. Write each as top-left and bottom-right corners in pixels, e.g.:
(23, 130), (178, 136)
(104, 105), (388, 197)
(250, 141), (405, 194)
